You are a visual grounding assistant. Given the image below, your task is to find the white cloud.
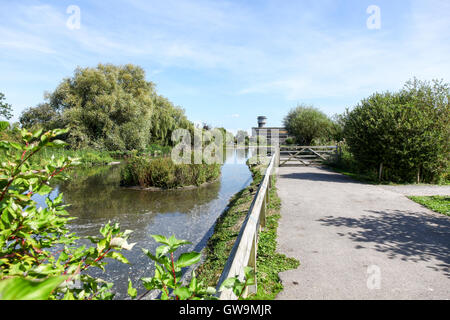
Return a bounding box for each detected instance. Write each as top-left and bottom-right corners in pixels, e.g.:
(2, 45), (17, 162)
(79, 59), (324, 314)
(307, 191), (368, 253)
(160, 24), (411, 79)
(1, 0), (448, 121)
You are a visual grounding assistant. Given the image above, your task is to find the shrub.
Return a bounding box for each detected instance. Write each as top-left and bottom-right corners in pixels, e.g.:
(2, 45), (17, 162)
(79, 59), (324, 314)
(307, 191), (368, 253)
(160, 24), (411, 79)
(284, 137), (295, 145)
(120, 156), (221, 189)
(343, 78), (449, 183)
(0, 125), (134, 300)
(283, 104), (334, 145)
(148, 158), (176, 188)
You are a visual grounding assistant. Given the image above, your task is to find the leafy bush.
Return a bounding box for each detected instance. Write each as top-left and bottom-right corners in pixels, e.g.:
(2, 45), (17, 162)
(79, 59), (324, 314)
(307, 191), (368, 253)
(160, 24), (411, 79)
(343, 78), (449, 183)
(128, 234), (255, 300)
(0, 125), (134, 300)
(283, 104), (334, 145)
(120, 156), (221, 189)
(0, 124), (252, 300)
(284, 137), (295, 145)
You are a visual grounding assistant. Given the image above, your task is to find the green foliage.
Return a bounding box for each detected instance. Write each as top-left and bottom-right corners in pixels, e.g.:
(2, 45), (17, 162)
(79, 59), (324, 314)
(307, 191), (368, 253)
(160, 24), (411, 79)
(248, 214), (299, 300)
(196, 158), (298, 300)
(28, 148), (115, 167)
(219, 267), (256, 299)
(150, 96), (194, 146)
(0, 276), (66, 300)
(128, 234), (254, 300)
(0, 93), (13, 120)
(19, 64), (193, 151)
(0, 122), (21, 144)
(329, 114), (345, 143)
(409, 196), (450, 216)
(284, 137), (295, 145)
(283, 104), (334, 145)
(0, 126), (134, 300)
(343, 78), (449, 183)
(120, 156), (221, 189)
(19, 103), (61, 131)
(235, 130), (249, 146)
(195, 187), (253, 287)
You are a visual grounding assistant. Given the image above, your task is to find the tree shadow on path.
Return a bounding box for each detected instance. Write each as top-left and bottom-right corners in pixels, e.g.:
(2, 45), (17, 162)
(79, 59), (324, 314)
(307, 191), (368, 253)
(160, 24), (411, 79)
(318, 209), (450, 277)
(279, 169), (365, 185)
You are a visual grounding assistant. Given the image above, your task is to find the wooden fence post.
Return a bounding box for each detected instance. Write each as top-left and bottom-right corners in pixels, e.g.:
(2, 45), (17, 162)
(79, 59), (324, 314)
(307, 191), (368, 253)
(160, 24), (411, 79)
(247, 232), (258, 295)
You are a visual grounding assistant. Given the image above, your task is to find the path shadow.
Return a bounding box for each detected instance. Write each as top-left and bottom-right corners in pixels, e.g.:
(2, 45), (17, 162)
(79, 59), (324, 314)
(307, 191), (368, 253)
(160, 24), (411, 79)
(279, 168), (365, 185)
(318, 210), (450, 277)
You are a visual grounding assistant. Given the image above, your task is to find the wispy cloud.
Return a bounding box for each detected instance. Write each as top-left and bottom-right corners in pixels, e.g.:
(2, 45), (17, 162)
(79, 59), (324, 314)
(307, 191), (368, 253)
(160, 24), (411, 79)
(0, 0), (448, 126)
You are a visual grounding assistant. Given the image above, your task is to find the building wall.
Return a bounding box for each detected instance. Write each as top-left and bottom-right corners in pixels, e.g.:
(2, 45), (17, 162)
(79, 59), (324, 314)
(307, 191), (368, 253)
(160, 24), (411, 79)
(251, 127), (290, 145)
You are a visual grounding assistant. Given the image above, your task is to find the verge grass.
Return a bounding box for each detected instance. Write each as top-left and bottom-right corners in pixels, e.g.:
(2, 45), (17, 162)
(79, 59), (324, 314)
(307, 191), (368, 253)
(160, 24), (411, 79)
(196, 157), (299, 299)
(409, 196), (450, 216)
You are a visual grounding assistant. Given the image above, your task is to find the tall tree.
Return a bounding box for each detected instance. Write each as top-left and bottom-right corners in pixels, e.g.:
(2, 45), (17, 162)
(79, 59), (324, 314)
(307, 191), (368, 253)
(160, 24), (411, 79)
(0, 92), (13, 120)
(283, 104), (333, 145)
(19, 64), (193, 151)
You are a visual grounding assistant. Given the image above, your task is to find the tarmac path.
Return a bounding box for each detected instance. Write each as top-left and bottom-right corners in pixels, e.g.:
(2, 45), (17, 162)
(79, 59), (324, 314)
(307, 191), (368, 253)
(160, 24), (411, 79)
(275, 166), (450, 300)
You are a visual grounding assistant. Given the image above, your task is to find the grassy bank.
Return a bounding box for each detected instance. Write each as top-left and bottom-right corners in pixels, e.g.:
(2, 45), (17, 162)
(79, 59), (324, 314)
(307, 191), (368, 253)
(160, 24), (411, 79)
(120, 156), (221, 189)
(246, 175), (300, 300)
(30, 145), (173, 168)
(409, 196), (450, 216)
(196, 157), (299, 299)
(22, 148), (116, 167)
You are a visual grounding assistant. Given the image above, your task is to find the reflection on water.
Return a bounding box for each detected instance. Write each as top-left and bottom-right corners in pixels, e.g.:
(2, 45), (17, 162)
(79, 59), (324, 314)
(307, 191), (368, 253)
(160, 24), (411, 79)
(33, 147), (253, 299)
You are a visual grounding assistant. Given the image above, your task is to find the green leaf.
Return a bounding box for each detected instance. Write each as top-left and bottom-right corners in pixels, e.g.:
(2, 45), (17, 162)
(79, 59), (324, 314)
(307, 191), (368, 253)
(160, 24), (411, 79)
(189, 272), (197, 292)
(127, 279), (137, 299)
(32, 128), (43, 139)
(176, 252), (201, 268)
(219, 277), (238, 291)
(49, 139), (67, 146)
(155, 245), (169, 258)
(173, 286), (191, 300)
(105, 251), (129, 264)
(0, 121), (9, 132)
(35, 184), (52, 196)
(244, 266), (256, 285)
(0, 276), (66, 300)
(151, 234), (169, 245)
(205, 287), (217, 296)
(52, 128), (69, 137)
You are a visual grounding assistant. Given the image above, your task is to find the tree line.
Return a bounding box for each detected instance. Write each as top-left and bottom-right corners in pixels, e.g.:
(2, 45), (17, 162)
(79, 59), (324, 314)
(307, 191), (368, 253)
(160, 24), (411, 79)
(283, 78), (449, 184)
(17, 64), (194, 152)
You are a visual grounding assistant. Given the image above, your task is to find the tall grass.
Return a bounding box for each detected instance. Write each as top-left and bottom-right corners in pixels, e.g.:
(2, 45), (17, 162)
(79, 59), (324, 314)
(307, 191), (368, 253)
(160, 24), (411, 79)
(120, 156), (221, 189)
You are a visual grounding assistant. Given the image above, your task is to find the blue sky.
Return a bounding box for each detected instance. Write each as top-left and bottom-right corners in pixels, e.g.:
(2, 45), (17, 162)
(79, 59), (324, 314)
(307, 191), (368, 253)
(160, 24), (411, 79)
(0, 0), (449, 133)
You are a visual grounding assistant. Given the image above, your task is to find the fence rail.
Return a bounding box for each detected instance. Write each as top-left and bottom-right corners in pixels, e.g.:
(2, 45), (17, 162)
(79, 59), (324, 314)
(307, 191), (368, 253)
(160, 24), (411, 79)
(216, 149), (279, 299)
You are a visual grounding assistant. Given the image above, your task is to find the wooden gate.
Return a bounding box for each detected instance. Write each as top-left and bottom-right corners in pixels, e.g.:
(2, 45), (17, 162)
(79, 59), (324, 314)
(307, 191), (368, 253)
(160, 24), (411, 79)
(279, 146), (339, 167)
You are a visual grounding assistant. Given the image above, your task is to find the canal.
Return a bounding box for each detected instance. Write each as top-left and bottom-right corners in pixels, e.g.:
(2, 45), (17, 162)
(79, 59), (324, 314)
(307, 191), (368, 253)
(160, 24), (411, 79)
(33, 147), (253, 299)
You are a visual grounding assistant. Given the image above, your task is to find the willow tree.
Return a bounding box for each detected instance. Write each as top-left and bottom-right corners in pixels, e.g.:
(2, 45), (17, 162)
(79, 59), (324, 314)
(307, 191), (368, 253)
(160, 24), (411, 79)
(51, 64), (155, 150)
(150, 95), (193, 146)
(20, 64), (194, 151)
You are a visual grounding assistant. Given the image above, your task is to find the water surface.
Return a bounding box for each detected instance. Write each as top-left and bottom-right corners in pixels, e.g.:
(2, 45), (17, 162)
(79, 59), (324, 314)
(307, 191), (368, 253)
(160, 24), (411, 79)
(34, 148), (253, 299)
